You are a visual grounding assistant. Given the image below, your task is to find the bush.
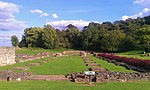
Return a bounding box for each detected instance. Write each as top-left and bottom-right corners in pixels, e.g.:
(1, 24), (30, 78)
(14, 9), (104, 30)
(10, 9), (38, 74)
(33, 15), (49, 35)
(98, 53), (150, 69)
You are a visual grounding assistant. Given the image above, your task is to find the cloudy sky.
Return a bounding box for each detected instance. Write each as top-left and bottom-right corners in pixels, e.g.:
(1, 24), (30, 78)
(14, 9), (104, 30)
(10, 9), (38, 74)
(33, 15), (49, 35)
(0, 0), (150, 46)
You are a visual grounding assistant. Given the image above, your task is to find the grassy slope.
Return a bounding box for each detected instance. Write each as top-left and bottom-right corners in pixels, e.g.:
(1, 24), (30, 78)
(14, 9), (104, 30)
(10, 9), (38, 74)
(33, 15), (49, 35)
(116, 50), (150, 60)
(0, 57), (49, 71)
(88, 54), (134, 72)
(15, 48), (71, 55)
(0, 81), (150, 90)
(27, 56), (88, 75)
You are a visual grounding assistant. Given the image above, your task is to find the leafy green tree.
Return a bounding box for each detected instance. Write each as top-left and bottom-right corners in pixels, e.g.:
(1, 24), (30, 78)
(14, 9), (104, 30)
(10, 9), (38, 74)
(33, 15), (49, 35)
(101, 30), (125, 52)
(101, 21), (113, 30)
(18, 15), (150, 52)
(56, 30), (70, 48)
(136, 25), (150, 47)
(81, 23), (100, 50)
(18, 35), (26, 47)
(19, 28), (32, 47)
(11, 35), (19, 47)
(19, 27), (44, 48)
(144, 16), (150, 25)
(81, 27), (92, 50)
(66, 24), (81, 48)
(122, 35), (137, 51)
(26, 27), (43, 47)
(42, 25), (57, 49)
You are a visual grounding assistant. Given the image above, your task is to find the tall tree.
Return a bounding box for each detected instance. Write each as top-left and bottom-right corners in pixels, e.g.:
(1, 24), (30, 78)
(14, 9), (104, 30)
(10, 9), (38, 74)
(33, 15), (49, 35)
(122, 35), (137, 51)
(11, 35), (19, 47)
(81, 23), (100, 50)
(56, 30), (70, 48)
(66, 24), (81, 48)
(136, 25), (150, 48)
(26, 27), (43, 47)
(18, 15), (150, 52)
(101, 30), (125, 52)
(42, 25), (57, 49)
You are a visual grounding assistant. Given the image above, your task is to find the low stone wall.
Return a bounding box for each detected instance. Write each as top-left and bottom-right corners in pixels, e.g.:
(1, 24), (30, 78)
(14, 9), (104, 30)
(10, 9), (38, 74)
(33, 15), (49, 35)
(67, 72), (95, 82)
(16, 52), (51, 63)
(0, 47), (16, 66)
(63, 51), (83, 55)
(96, 71), (150, 82)
(0, 70), (32, 81)
(67, 71), (150, 83)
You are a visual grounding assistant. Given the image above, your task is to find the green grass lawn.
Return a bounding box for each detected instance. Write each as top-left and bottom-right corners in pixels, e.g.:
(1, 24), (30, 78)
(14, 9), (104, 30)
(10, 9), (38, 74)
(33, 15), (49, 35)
(0, 80), (150, 90)
(0, 48), (150, 90)
(27, 56), (88, 75)
(116, 50), (150, 60)
(0, 55), (88, 75)
(88, 54), (134, 72)
(15, 48), (71, 55)
(0, 57), (50, 71)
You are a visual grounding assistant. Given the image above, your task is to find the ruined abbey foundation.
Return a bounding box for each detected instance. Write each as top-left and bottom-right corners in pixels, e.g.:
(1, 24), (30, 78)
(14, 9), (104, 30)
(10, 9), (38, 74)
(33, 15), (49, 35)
(0, 47), (16, 66)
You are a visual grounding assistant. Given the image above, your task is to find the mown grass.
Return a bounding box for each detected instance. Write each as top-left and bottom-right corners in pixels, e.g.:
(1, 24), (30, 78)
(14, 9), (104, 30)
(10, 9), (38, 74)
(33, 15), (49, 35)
(27, 56), (88, 75)
(0, 80), (150, 90)
(15, 48), (72, 55)
(0, 48), (150, 90)
(0, 55), (88, 75)
(0, 57), (50, 71)
(116, 50), (150, 60)
(88, 54), (134, 72)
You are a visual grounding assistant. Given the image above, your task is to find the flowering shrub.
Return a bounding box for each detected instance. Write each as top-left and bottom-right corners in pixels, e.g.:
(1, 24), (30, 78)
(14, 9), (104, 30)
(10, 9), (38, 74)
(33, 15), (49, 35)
(98, 53), (150, 69)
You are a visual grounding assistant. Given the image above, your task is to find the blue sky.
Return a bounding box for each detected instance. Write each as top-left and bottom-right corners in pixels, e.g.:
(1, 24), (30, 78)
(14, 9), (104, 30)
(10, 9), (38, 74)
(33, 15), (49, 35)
(0, 0), (150, 46)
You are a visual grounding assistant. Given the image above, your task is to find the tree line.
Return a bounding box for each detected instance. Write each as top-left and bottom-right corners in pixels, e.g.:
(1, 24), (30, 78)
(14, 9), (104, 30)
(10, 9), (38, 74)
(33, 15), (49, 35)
(16, 15), (150, 52)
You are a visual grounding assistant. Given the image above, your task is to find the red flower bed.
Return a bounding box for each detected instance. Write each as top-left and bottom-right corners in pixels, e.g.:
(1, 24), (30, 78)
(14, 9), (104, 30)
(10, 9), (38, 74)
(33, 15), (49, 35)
(98, 53), (150, 70)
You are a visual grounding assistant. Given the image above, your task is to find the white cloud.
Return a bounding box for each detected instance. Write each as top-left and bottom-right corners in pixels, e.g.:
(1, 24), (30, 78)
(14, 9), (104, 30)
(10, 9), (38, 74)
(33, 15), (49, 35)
(134, 0), (150, 8)
(0, 1), (19, 13)
(122, 0), (150, 20)
(47, 20), (99, 30)
(30, 9), (49, 17)
(42, 13), (49, 17)
(30, 9), (43, 14)
(134, 0), (144, 4)
(122, 15), (129, 21)
(122, 8), (150, 20)
(0, 1), (26, 46)
(52, 13), (58, 19)
(0, 1), (26, 30)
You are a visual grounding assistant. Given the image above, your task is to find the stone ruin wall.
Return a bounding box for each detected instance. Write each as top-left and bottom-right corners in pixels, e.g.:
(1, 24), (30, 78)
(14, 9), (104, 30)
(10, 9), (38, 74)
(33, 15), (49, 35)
(0, 47), (16, 66)
(67, 71), (150, 83)
(63, 51), (83, 55)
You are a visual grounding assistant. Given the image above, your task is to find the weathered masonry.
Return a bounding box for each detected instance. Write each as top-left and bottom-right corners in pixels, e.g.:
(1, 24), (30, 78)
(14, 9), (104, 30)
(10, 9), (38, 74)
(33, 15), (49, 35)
(0, 47), (16, 66)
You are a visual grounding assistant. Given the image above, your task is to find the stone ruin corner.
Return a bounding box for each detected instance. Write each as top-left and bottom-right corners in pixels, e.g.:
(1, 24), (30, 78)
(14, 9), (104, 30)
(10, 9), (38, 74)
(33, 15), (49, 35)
(0, 47), (16, 66)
